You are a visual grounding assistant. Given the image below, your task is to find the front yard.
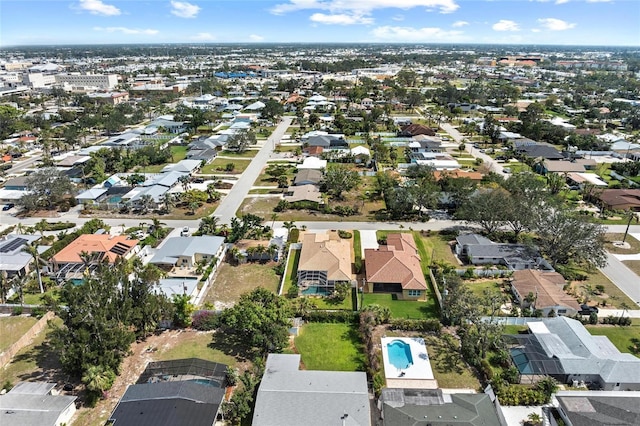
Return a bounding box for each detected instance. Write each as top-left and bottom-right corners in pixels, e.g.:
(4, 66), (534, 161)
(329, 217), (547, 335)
(294, 323), (365, 371)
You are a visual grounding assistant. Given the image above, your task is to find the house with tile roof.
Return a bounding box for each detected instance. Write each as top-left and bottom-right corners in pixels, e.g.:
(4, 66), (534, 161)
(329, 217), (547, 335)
(364, 233), (428, 300)
(51, 234), (139, 279)
(593, 189), (640, 211)
(297, 232), (353, 295)
(510, 270), (579, 317)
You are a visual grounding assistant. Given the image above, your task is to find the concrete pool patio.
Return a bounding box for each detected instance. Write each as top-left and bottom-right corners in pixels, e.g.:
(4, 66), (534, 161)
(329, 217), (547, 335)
(381, 337), (438, 389)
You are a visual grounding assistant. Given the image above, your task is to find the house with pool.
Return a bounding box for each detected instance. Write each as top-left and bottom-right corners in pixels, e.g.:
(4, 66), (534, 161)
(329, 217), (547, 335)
(296, 232), (354, 295)
(364, 233), (428, 300)
(381, 337), (437, 389)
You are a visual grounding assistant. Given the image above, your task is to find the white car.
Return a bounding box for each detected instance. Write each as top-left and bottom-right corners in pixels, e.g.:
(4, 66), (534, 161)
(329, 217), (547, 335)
(181, 226), (190, 237)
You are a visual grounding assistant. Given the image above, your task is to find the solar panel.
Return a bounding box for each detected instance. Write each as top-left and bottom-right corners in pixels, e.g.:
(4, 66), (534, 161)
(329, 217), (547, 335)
(0, 238), (28, 253)
(110, 242), (129, 256)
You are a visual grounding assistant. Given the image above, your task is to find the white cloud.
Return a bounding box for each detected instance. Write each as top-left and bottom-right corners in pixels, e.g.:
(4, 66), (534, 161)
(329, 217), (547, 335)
(452, 20), (468, 27)
(537, 18), (576, 30)
(555, 0), (570, 4)
(371, 25), (465, 41)
(492, 20), (520, 31)
(271, 0), (460, 16)
(77, 0), (120, 16)
(249, 34), (265, 41)
(310, 13), (374, 25)
(191, 32), (215, 41)
(94, 27), (159, 35)
(170, 1), (201, 19)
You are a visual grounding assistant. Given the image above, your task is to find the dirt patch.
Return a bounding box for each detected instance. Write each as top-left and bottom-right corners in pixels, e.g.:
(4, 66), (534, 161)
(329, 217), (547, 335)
(202, 262), (280, 306)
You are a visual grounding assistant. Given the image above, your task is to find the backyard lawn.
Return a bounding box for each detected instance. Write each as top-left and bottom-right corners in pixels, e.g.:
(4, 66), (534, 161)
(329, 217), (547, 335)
(425, 335), (481, 390)
(294, 323), (365, 371)
(154, 330), (237, 367)
(362, 293), (438, 319)
(203, 262), (280, 307)
(0, 316), (38, 353)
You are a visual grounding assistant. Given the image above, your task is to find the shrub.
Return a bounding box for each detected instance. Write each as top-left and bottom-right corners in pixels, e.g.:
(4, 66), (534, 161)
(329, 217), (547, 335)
(191, 310), (219, 331)
(463, 267), (476, 279)
(302, 310), (359, 323)
(288, 228), (300, 243)
(502, 366), (520, 384)
(481, 358), (494, 380)
(30, 306), (47, 319)
(12, 306), (23, 316)
(389, 319), (441, 333)
(338, 230), (352, 239)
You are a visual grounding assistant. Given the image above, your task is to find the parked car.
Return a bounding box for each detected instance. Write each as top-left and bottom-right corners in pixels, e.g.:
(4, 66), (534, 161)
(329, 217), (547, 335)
(2, 203), (15, 211)
(193, 177), (205, 183)
(181, 226), (190, 237)
(579, 304), (599, 315)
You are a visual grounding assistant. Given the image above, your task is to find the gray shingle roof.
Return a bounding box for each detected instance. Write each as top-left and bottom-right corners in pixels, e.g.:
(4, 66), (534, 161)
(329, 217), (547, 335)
(150, 236), (225, 265)
(252, 354), (370, 426)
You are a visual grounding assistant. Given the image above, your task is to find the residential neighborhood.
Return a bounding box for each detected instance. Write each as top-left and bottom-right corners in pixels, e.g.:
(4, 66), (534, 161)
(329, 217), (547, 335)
(1, 39), (640, 426)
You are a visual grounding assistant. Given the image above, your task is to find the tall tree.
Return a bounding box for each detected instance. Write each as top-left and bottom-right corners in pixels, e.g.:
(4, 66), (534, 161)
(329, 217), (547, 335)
(22, 242), (46, 294)
(322, 164), (361, 199)
(19, 168), (74, 211)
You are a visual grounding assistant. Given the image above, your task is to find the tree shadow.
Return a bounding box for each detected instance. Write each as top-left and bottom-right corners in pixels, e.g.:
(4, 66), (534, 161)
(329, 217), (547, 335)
(209, 329), (256, 362)
(429, 336), (465, 375)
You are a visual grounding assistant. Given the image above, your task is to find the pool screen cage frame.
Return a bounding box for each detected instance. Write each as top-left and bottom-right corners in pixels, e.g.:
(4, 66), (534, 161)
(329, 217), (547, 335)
(505, 334), (566, 385)
(136, 358), (228, 386)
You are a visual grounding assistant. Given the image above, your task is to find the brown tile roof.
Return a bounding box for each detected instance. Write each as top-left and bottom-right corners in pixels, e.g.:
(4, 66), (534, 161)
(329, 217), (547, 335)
(284, 185), (323, 203)
(400, 124), (436, 137)
(303, 146), (324, 156)
(298, 233), (352, 281)
(365, 233), (427, 291)
(52, 234), (138, 264)
(511, 270), (579, 311)
(596, 189), (640, 210)
(433, 169), (483, 181)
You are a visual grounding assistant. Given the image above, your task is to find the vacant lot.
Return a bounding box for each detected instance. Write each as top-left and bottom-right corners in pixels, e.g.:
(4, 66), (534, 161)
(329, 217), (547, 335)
(587, 322), (640, 355)
(623, 260), (640, 277)
(0, 316), (38, 353)
(202, 262), (280, 309)
(201, 158), (252, 174)
(294, 323), (365, 371)
(569, 269), (636, 309)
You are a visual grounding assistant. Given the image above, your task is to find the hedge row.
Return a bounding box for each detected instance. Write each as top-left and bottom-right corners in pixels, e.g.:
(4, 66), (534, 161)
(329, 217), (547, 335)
(388, 318), (442, 333)
(302, 310), (359, 323)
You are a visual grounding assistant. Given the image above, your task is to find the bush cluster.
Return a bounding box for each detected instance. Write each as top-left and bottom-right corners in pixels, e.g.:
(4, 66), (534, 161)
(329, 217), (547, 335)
(389, 318), (441, 333)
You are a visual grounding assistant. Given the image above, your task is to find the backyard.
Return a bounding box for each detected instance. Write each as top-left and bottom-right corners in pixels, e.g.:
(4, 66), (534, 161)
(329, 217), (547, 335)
(202, 262), (280, 309)
(586, 322), (640, 355)
(424, 334), (481, 389)
(0, 315), (38, 353)
(294, 323), (365, 371)
(362, 293), (438, 319)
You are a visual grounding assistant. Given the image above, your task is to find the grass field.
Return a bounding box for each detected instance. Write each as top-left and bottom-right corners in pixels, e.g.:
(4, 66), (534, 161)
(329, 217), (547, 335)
(217, 149), (258, 159)
(294, 323), (365, 371)
(154, 330), (238, 367)
(464, 280), (503, 300)
(425, 335), (481, 389)
(0, 316), (38, 353)
(170, 145), (188, 162)
(362, 293), (438, 319)
(201, 158), (252, 174)
(570, 270), (636, 309)
(203, 262), (280, 306)
(605, 233), (640, 254)
(623, 260), (640, 277)
(282, 248), (300, 296)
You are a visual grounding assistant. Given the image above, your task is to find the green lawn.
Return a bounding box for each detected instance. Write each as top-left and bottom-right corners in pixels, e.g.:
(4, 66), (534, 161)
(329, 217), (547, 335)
(154, 330), (237, 367)
(362, 293), (438, 319)
(464, 280), (503, 299)
(282, 248), (300, 296)
(203, 262), (280, 305)
(587, 323), (640, 355)
(294, 323), (365, 371)
(201, 158), (252, 174)
(308, 293), (353, 310)
(0, 316), (38, 352)
(170, 145), (188, 161)
(218, 150), (258, 159)
(425, 335), (481, 389)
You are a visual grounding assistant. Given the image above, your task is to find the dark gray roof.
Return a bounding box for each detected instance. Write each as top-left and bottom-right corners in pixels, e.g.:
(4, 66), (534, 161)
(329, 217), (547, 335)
(307, 135), (348, 148)
(380, 388), (501, 426)
(252, 354), (370, 426)
(555, 392), (640, 426)
(109, 398), (219, 426)
(121, 381), (224, 404)
(517, 144), (564, 159)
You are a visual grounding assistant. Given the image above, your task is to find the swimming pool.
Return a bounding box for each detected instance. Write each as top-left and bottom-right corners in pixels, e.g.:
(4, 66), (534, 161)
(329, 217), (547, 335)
(386, 340), (414, 370)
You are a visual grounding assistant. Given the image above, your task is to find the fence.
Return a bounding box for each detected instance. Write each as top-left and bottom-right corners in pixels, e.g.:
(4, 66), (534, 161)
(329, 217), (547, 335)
(0, 311), (54, 368)
(428, 268), (443, 310)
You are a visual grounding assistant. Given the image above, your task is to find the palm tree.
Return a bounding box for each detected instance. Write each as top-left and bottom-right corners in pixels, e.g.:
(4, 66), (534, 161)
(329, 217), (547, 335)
(160, 193), (175, 214)
(622, 210), (638, 244)
(0, 270), (10, 303)
(526, 412), (542, 426)
(22, 243), (45, 294)
(12, 274), (27, 306)
(138, 194), (155, 214)
(199, 216), (219, 235)
(82, 365), (115, 396)
(150, 218), (165, 238)
(270, 212), (278, 229)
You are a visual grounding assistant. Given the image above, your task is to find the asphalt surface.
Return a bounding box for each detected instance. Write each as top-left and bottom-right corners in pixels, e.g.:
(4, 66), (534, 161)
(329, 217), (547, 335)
(600, 253), (640, 307)
(211, 116), (293, 224)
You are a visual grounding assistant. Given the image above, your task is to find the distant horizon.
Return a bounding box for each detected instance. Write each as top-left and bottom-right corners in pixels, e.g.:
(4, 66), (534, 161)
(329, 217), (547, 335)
(1, 0), (638, 48)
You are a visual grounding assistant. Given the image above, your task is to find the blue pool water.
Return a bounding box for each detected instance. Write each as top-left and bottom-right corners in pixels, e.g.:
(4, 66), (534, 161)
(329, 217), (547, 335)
(387, 340), (413, 370)
(189, 378), (222, 388)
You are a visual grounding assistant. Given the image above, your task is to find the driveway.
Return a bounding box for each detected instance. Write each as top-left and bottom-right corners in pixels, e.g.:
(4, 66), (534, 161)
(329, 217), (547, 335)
(359, 230), (379, 258)
(212, 116), (293, 224)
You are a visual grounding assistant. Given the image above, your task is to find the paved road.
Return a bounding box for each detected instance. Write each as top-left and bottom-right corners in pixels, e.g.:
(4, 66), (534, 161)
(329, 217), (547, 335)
(212, 116), (293, 224)
(439, 122), (507, 175)
(5, 153), (43, 174)
(600, 253), (640, 307)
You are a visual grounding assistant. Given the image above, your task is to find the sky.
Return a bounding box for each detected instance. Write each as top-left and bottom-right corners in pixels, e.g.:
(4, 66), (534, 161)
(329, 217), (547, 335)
(1, 0), (639, 47)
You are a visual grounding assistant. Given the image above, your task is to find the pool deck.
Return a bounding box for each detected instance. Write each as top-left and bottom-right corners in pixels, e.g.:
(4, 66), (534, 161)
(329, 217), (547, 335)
(381, 337), (438, 389)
